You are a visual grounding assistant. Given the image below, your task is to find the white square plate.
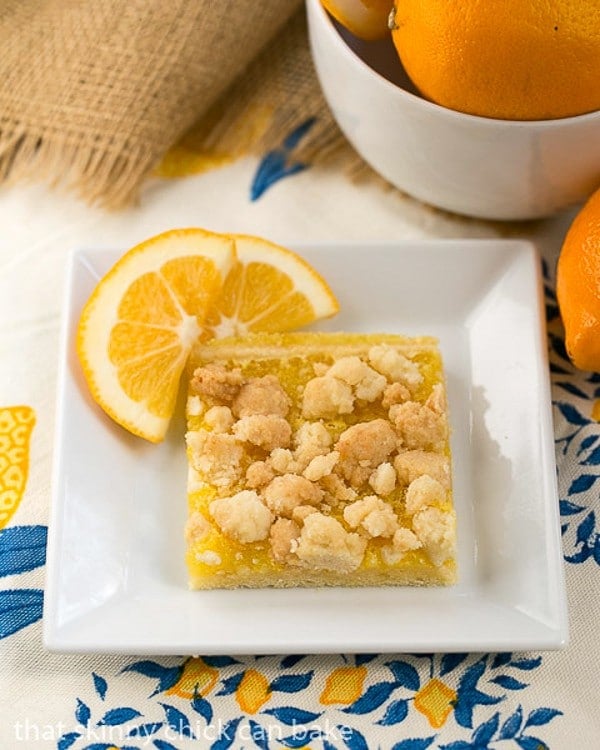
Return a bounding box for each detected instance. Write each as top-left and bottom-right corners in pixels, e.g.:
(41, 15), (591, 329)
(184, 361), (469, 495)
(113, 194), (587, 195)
(44, 240), (568, 654)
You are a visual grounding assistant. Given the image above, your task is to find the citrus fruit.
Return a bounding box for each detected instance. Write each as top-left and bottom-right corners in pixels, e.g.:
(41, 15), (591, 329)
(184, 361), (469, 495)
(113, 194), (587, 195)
(201, 234), (340, 339)
(390, 0), (600, 120)
(77, 229), (340, 443)
(321, 0), (393, 41)
(556, 187), (600, 372)
(77, 229), (235, 443)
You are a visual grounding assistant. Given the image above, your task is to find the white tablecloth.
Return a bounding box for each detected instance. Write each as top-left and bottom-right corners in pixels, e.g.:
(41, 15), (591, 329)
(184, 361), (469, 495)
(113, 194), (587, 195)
(1, 157), (598, 748)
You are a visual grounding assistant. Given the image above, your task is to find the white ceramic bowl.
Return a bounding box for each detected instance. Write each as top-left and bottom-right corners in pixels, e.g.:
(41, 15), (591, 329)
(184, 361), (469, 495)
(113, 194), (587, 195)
(306, 0), (600, 220)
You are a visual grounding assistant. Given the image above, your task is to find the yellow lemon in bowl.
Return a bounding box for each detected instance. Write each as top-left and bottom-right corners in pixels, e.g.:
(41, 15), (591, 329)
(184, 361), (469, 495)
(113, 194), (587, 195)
(390, 0), (600, 120)
(321, 0), (393, 41)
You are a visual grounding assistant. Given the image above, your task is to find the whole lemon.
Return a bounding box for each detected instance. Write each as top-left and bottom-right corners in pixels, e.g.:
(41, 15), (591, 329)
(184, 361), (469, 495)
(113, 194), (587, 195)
(390, 0), (600, 120)
(321, 0), (393, 41)
(557, 187), (600, 372)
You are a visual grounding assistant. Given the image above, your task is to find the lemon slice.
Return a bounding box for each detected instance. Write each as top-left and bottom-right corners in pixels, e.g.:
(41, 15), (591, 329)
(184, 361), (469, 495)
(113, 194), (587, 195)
(201, 234), (339, 339)
(77, 229), (235, 442)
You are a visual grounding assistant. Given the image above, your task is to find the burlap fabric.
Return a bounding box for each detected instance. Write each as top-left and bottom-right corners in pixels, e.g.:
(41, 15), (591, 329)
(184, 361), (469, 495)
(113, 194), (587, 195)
(0, 0), (351, 207)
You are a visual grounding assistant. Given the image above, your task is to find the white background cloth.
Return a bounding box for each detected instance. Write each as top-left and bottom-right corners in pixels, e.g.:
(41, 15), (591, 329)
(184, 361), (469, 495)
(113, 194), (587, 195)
(1, 159), (598, 748)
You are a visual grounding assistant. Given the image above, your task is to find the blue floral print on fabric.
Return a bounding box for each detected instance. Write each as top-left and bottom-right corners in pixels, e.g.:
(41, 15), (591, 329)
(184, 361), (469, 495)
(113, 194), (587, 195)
(0, 524), (46, 638)
(57, 653), (562, 750)
(250, 118), (315, 200)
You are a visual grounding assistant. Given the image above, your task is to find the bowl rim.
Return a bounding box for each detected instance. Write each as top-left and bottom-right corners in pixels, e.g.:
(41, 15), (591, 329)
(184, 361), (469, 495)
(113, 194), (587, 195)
(307, 0), (600, 129)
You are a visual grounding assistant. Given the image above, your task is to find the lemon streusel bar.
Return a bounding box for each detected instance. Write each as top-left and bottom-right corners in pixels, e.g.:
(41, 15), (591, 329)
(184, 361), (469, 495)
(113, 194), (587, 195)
(184, 332), (456, 589)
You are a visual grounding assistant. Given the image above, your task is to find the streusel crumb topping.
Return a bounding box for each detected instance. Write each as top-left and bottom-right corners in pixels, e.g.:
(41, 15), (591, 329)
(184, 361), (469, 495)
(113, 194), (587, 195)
(187, 344), (454, 575)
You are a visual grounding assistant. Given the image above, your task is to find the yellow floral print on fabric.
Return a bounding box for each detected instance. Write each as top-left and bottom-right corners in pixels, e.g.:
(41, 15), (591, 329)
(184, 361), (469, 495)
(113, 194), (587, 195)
(414, 678), (457, 728)
(156, 105), (273, 178)
(61, 652), (565, 749)
(319, 666), (368, 705)
(0, 406), (35, 529)
(591, 399), (600, 422)
(156, 147), (233, 178)
(166, 657), (219, 699)
(236, 669), (271, 713)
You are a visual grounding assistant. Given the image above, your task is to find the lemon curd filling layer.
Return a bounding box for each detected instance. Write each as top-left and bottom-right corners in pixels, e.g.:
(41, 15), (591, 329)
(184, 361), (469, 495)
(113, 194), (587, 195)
(184, 332), (456, 589)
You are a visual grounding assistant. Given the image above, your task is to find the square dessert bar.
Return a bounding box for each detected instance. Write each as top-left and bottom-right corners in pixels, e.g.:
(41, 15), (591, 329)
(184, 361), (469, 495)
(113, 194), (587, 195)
(184, 332), (456, 589)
